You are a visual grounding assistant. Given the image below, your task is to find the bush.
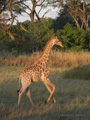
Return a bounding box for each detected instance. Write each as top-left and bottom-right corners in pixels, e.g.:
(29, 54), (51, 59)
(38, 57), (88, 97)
(57, 23), (89, 51)
(25, 19), (55, 51)
(0, 22), (89, 54)
(0, 19), (55, 54)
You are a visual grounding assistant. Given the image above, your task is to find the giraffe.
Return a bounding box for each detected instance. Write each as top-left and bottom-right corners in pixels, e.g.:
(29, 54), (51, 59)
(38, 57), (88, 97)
(17, 36), (63, 106)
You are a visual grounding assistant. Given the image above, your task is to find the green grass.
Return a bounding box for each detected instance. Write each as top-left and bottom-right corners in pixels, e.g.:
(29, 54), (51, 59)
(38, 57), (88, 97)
(62, 64), (90, 80)
(0, 66), (90, 120)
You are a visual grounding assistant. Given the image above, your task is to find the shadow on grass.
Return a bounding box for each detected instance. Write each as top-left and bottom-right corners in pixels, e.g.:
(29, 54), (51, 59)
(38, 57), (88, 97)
(62, 64), (90, 80)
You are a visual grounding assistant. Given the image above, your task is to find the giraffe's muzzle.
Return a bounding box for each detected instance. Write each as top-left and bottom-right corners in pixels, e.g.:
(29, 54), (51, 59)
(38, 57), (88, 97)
(56, 41), (63, 48)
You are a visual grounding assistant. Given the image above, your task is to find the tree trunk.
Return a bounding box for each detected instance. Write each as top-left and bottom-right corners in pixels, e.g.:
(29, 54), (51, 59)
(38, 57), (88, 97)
(30, 12), (34, 23)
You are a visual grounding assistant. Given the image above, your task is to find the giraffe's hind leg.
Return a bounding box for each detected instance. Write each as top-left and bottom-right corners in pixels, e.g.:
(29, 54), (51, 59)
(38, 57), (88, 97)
(44, 82), (57, 104)
(18, 87), (26, 106)
(26, 86), (34, 106)
(18, 82), (31, 106)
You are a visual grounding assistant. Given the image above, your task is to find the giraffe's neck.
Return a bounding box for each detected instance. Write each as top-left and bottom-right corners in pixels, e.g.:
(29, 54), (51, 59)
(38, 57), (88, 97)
(34, 39), (53, 66)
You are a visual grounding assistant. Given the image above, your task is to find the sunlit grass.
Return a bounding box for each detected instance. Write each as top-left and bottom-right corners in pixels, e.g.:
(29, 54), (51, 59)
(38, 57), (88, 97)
(0, 66), (90, 120)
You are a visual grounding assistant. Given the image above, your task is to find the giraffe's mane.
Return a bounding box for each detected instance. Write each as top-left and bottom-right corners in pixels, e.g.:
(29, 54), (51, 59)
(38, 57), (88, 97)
(33, 38), (53, 65)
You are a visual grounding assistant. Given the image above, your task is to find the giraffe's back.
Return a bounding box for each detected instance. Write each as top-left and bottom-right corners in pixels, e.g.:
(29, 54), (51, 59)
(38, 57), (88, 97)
(20, 63), (49, 83)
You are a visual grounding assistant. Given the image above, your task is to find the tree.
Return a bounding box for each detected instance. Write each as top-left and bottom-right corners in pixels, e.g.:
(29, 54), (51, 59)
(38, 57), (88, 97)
(53, 5), (75, 31)
(57, 23), (89, 51)
(0, 0), (22, 40)
(67, 0), (90, 30)
(19, 0), (51, 23)
(2, 19), (55, 53)
(24, 18), (55, 51)
(58, 0), (90, 48)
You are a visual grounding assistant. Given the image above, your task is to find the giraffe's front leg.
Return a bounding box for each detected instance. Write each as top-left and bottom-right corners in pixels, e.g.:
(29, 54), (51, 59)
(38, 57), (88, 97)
(41, 73), (56, 104)
(44, 82), (57, 104)
(45, 79), (56, 103)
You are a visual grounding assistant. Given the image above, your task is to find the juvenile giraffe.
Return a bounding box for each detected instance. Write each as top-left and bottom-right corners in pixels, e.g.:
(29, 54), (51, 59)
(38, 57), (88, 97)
(17, 36), (63, 106)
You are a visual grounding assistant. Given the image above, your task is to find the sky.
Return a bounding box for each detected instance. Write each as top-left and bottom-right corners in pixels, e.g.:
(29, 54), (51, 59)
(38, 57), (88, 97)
(17, 7), (59, 23)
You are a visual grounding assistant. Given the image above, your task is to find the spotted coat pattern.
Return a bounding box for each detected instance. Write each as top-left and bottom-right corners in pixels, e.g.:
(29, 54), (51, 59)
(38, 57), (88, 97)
(17, 36), (63, 106)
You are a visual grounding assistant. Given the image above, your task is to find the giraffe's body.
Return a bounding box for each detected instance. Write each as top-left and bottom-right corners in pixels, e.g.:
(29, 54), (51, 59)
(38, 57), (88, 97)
(17, 36), (63, 106)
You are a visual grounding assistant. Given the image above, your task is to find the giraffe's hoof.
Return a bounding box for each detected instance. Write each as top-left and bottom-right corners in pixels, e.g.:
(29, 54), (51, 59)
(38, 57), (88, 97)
(53, 101), (57, 104)
(44, 100), (47, 104)
(53, 100), (57, 104)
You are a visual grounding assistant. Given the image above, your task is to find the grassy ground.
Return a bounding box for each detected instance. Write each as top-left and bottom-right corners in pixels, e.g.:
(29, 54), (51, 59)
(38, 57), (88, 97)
(0, 66), (90, 120)
(62, 64), (90, 80)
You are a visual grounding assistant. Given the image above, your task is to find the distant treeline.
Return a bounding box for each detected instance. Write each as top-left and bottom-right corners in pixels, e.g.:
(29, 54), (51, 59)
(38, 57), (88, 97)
(0, 18), (89, 55)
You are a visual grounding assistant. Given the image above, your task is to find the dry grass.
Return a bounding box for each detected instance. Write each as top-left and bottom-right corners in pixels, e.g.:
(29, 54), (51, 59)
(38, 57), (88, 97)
(0, 66), (90, 120)
(0, 51), (90, 67)
(50, 51), (90, 67)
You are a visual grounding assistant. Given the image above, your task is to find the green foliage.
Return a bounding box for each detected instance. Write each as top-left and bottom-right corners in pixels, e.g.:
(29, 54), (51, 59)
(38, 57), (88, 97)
(53, 5), (75, 31)
(0, 19), (54, 54)
(26, 19), (55, 50)
(0, 30), (11, 52)
(12, 19), (54, 53)
(0, 20), (89, 55)
(57, 23), (89, 51)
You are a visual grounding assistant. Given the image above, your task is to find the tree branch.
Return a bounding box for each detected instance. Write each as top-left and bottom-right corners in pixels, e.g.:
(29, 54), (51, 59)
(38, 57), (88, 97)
(68, 10), (81, 29)
(21, 2), (32, 11)
(5, 9), (14, 30)
(34, 10), (40, 20)
(41, 9), (51, 19)
(38, 6), (43, 15)
(36, 0), (41, 3)
(37, 0), (46, 6)
(20, 24), (27, 32)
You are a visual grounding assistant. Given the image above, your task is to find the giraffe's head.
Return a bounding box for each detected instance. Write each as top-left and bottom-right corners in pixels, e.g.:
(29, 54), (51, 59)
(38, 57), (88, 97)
(52, 36), (63, 48)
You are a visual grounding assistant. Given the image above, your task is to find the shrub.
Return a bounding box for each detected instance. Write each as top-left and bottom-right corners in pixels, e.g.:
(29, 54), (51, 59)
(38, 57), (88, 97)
(10, 19), (55, 53)
(57, 23), (89, 51)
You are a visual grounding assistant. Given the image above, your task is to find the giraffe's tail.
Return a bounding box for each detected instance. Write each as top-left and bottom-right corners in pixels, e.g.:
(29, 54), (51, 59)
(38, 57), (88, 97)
(17, 76), (21, 93)
(17, 89), (20, 93)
